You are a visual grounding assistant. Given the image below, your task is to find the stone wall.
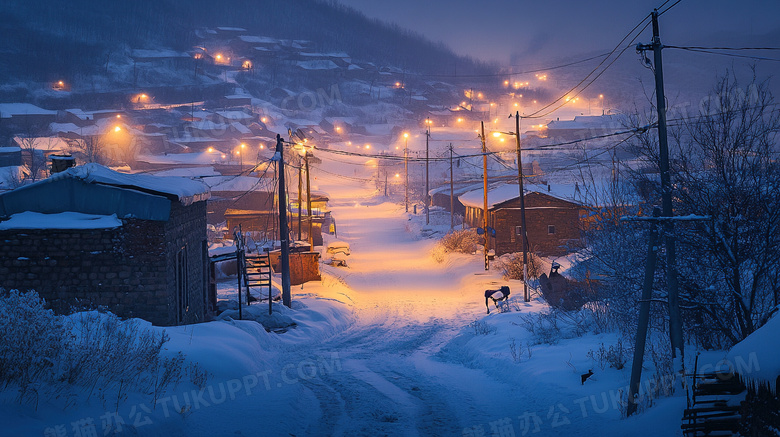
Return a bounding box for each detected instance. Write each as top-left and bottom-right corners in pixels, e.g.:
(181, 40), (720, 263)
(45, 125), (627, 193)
(0, 200), (209, 326)
(0, 222), (170, 324)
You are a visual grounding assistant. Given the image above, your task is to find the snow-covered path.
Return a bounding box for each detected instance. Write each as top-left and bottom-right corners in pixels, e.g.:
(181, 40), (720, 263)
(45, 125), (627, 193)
(265, 175), (685, 437)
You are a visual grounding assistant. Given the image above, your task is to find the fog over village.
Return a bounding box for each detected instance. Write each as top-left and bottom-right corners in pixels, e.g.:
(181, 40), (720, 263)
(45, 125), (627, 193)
(0, 1), (779, 436)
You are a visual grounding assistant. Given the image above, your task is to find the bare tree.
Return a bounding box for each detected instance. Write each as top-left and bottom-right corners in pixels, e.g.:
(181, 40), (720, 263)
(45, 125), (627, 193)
(75, 135), (106, 164)
(577, 69), (780, 349)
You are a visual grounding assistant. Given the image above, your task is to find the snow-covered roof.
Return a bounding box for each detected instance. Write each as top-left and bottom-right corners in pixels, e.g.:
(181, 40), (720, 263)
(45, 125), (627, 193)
(215, 110), (254, 120)
(0, 211), (122, 230)
(0, 103), (56, 118)
(0, 147), (21, 153)
(203, 176), (269, 192)
(12, 136), (70, 151)
(230, 122), (252, 135)
(49, 163), (210, 205)
(238, 35), (279, 44)
(216, 26), (246, 32)
(459, 183), (522, 209)
(728, 309), (780, 392)
(296, 60), (340, 70)
(152, 167), (220, 178)
(64, 109), (92, 121)
(458, 182), (581, 209)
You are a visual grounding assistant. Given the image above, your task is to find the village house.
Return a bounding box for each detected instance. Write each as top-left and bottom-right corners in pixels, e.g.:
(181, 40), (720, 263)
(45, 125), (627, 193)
(459, 183), (583, 257)
(0, 164), (210, 326)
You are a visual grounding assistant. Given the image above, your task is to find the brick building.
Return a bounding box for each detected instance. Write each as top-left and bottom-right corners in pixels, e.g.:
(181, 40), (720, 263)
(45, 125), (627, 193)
(0, 164), (210, 326)
(460, 183), (582, 257)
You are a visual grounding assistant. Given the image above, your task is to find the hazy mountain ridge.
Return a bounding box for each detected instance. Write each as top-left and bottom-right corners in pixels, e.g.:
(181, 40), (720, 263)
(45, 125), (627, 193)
(0, 0), (496, 86)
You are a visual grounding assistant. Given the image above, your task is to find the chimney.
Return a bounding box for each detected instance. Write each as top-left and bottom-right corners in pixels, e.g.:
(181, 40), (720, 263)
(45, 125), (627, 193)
(50, 154), (75, 174)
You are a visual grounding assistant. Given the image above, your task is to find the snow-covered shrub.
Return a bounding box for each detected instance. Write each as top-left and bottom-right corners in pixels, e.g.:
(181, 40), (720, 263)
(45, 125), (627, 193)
(0, 291), (207, 408)
(0, 290), (64, 405)
(587, 340), (628, 370)
(519, 307), (599, 345)
(495, 252), (544, 280)
(508, 338), (532, 364)
(61, 312), (180, 402)
(432, 229), (478, 262)
(469, 320), (496, 335)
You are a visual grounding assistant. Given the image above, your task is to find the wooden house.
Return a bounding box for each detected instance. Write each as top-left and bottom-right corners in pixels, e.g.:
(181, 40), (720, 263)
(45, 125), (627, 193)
(459, 183), (582, 257)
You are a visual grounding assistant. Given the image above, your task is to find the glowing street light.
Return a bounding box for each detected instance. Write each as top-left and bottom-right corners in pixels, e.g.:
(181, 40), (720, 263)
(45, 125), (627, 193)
(114, 126), (121, 133)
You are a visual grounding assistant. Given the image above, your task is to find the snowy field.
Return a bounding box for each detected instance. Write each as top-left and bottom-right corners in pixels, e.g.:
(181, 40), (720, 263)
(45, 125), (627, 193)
(2, 161), (737, 437)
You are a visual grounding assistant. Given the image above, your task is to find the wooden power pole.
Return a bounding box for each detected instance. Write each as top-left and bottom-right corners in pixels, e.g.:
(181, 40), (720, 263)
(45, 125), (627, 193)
(449, 143), (454, 230)
(274, 135), (292, 307)
(638, 9), (683, 360)
(514, 112), (530, 302)
(425, 121), (430, 225)
(305, 151), (312, 247)
(480, 121), (490, 271)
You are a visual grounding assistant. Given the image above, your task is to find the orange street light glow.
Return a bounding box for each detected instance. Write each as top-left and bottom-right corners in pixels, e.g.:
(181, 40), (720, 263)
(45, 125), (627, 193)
(492, 132), (502, 138)
(208, 147), (214, 153)
(114, 126), (121, 132)
(403, 132), (409, 138)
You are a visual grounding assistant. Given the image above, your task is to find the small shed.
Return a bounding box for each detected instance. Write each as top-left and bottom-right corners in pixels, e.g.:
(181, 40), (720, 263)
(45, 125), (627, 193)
(0, 164), (210, 326)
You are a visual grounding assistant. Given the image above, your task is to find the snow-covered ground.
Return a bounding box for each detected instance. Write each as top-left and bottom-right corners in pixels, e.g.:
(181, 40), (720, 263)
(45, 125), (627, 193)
(2, 160), (715, 437)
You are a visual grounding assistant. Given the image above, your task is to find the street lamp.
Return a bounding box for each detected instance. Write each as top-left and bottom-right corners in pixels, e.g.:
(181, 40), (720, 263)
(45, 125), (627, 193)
(494, 111), (530, 302)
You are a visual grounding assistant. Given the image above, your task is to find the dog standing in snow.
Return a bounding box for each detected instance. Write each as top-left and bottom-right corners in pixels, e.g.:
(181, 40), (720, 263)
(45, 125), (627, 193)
(484, 286), (511, 314)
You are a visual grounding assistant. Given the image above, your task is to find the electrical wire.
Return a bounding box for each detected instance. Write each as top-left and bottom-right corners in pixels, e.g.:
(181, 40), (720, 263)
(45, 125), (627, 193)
(664, 46), (780, 62)
(522, 15), (653, 119)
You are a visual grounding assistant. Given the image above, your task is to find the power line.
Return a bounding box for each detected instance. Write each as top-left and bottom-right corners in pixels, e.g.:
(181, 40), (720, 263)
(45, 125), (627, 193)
(658, 0), (684, 16)
(664, 46), (780, 62)
(412, 52), (612, 79)
(666, 45), (780, 51)
(522, 15), (652, 119)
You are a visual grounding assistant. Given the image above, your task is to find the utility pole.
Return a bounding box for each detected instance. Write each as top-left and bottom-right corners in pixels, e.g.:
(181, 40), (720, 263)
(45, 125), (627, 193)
(514, 112), (530, 302)
(404, 133), (409, 212)
(628, 207), (661, 416)
(638, 9), (683, 360)
(305, 150), (312, 247)
(425, 120), (430, 225)
(274, 135), (292, 307)
(297, 155), (303, 242)
(480, 121), (490, 271)
(449, 143), (454, 230)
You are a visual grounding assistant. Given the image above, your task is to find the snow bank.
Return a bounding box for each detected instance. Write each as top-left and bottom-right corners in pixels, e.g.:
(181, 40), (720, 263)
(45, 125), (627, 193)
(727, 309), (780, 392)
(0, 211), (122, 230)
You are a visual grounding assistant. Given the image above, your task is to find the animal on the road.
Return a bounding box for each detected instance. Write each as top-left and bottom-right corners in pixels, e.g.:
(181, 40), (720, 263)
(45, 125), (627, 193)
(484, 286), (511, 314)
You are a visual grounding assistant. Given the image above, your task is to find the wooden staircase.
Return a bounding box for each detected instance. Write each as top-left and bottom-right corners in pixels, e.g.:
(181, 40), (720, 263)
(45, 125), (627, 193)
(242, 252), (273, 302)
(682, 356), (746, 436)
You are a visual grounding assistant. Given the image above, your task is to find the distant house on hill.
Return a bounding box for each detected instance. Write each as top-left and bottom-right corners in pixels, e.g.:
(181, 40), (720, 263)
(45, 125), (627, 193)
(0, 103), (57, 131)
(0, 164), (211, 326)
(459, 183), (583, 257)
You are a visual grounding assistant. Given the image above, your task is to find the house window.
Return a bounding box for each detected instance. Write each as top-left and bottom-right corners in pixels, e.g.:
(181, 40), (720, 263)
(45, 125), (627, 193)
(548, 225), (556, 235)
(176, 245), (189, 323)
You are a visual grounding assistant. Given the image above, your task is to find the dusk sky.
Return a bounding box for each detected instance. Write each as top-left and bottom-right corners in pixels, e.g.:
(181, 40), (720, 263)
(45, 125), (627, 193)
(336, 0), (780, 65)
